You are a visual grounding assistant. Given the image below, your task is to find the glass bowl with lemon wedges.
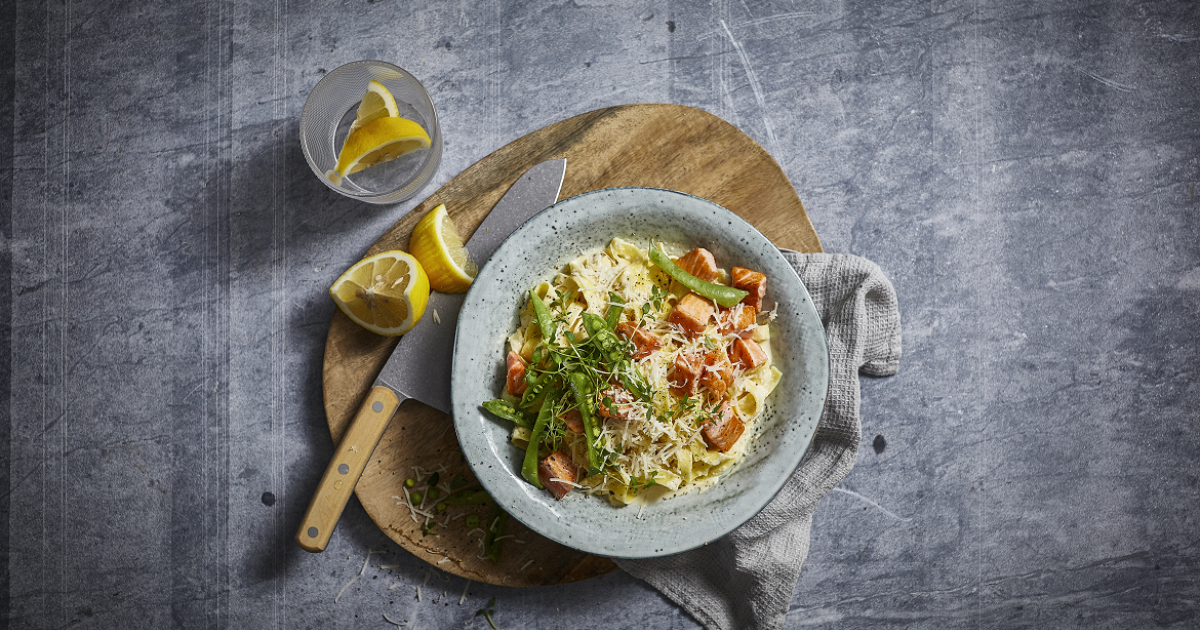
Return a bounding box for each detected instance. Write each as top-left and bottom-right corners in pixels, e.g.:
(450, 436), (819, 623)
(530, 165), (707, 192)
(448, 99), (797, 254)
(301, 60), (442, 204)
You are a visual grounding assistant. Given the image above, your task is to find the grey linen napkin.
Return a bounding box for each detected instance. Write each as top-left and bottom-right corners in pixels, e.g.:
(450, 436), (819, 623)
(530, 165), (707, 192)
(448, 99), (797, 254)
(616, 252), (902, 630)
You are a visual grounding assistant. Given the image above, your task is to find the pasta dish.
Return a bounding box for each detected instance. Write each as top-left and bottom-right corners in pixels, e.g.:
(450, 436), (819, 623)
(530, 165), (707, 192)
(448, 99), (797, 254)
(482, 238), (781, 506)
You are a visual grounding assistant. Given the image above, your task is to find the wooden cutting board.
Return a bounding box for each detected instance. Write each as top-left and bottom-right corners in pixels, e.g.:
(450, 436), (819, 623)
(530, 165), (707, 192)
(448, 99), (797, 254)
(321, 103), (823, 587)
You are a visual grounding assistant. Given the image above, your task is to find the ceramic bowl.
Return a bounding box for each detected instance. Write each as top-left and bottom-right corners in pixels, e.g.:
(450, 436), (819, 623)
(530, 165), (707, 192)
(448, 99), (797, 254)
(450, 187), (829, 558)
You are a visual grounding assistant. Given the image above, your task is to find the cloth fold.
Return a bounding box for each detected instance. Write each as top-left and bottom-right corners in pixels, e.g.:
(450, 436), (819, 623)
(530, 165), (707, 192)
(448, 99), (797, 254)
(616, 252), (902, 630)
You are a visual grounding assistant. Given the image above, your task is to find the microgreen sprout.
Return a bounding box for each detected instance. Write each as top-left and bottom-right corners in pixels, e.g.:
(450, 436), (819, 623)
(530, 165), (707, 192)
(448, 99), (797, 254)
(475, 597), (499, 630)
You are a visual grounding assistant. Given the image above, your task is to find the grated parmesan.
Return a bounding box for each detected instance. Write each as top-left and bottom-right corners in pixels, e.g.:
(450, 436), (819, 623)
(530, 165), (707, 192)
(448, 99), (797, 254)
(335, 549), (383, 603)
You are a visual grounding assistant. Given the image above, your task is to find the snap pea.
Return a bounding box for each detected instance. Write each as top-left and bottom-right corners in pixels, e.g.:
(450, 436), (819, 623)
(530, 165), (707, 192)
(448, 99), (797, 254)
(581, 314), (622, 357)
(581, 313), (608, 341)
(605, 292), (624, 330)
(521, 390), (559, 488)
(529, 289), (556, 342)
(481, 400), (533, 429)
(568, 372), (603, 475)
(649, 243), (748, 308)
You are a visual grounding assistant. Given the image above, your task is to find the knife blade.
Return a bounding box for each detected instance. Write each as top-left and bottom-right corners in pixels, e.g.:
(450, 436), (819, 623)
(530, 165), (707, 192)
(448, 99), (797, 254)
(297, 159), (567, 552)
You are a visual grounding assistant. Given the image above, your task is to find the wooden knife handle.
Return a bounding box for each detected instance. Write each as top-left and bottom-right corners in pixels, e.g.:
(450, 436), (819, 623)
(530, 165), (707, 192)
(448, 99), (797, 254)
(296, 386), (401, 552)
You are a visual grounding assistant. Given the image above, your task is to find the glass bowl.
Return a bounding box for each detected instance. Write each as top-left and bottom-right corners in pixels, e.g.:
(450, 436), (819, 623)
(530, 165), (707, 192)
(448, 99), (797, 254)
(300, 60), (442, 205)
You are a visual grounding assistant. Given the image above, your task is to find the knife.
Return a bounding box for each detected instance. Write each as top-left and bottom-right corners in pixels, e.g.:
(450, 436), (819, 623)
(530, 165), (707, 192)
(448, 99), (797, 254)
(296, 159), (567, 552)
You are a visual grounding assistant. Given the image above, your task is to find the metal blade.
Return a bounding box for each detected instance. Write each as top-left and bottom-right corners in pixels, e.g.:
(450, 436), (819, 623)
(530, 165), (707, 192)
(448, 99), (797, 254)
(374, 159), (567, 412)
(464, 159), (567, 262)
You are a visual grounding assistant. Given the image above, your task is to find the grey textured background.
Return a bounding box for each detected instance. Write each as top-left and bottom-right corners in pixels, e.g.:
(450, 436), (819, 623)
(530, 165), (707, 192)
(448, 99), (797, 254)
(3, 0), (1199, 628)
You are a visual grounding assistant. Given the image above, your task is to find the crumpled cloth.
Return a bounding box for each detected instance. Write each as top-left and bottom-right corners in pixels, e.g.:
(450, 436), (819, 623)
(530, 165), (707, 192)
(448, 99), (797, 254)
(616, 252), (902, 630)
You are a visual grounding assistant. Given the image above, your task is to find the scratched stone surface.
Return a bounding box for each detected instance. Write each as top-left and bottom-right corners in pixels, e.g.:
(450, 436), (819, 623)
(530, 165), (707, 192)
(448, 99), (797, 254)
(3, 0), (1200, 628)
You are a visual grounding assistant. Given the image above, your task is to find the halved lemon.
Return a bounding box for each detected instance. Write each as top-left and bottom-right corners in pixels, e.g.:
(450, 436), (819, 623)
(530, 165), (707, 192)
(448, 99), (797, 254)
(329, 250), (430, 336)
(348, 80), (399, 135)
(326, 117), (431, 186)
(409, 204), (479, 293)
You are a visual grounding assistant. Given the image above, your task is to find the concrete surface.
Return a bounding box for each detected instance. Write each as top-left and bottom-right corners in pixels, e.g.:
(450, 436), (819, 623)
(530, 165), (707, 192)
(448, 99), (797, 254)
(3, 0), (1199, 628)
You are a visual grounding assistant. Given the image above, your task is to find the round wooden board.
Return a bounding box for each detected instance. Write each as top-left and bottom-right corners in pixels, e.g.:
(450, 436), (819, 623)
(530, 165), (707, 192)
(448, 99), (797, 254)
(322, 103), (823, 587)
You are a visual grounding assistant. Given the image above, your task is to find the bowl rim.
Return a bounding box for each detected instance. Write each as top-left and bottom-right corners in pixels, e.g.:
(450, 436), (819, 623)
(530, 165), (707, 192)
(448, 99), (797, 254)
(451, 186), (830, 558)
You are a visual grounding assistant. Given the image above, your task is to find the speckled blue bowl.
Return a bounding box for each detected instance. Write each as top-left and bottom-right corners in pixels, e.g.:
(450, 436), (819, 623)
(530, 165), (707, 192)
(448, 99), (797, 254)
(451, 187), (829, 558)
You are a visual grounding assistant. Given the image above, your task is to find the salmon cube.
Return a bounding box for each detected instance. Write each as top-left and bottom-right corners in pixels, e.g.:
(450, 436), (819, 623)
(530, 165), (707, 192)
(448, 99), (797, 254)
(597, 387), (639, 422)
(669, 352), (704, 397)
(538, 450), (577, 500)
(732, 267), (767, 311)
(616, 321), (662, 360)
(729, 337), (768, 371)
(718, 304), (757, 338)
(701, 351), (735, 398)
(561, 409), (584, 434)
(506, 350), (528, 396)
(701, 401), (745, 452)
(668, 293), (715, 337)
(675, 248), (719, 282)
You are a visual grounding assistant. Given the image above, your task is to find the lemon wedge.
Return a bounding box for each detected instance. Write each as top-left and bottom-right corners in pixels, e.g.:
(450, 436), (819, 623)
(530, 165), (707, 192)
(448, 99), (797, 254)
(326, 117), (431, 185)
(329, 250), (430, 336)
(409, 204), (479, 293)
(348, 80), (400, 135)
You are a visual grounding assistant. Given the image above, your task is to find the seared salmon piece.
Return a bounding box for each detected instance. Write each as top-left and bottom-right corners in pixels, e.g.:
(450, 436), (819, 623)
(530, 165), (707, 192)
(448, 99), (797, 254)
(729, 337), (768, 371)
(732, 267), (767, 311)
(701, 401), (745, 452)
(718, 303), (757, 338)
(701, 351), (735, 398)
(561, 409), (584, 434)
(669, 352), (704, 397)
(506, 350), (528, 396)
(675, 248), (719, 283)
(616, 321), (662, 360)
(668, 293), (715, 337)
(597, 387), (639, 422)
(538, 450), (577, 500)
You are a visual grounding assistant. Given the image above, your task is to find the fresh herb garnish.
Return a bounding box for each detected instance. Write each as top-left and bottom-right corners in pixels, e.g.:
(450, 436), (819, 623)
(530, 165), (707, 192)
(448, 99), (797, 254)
(475, 597), (499, 630)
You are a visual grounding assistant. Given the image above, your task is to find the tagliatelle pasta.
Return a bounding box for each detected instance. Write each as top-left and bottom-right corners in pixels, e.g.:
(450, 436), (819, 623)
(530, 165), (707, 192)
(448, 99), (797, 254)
(482, 238), (783, 506)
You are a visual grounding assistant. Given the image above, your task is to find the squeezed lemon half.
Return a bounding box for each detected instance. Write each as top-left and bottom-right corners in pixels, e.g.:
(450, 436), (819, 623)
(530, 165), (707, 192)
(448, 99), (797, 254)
(409, 204), (479, 293)
(329, 250), (430, 336)
(348, 80), (399, 135)
(326, 117), (431, 186)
